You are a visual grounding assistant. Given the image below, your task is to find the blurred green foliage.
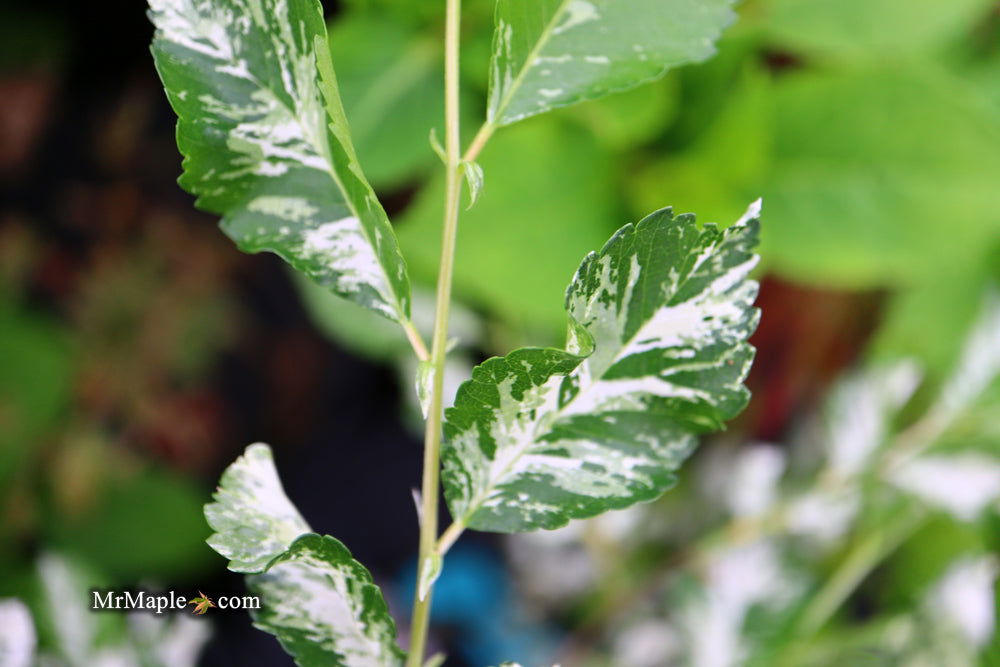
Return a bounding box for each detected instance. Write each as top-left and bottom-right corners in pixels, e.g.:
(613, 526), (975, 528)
(0, 287), (218, 587)
(0, 303), (71, 491)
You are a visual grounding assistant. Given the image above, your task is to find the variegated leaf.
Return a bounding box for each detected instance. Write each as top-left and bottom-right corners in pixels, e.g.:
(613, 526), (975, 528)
(487, 0), (736, 126)
(442, 202), (760, 532)
(207, 445), (404, 666)
(149, 0), (412, 323)
(250, 534), (405, 667)
(205, 443), (310, 573)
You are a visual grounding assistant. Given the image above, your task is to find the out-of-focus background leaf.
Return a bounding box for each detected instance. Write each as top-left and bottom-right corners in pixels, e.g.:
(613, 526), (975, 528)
(0, 0), (998, 664)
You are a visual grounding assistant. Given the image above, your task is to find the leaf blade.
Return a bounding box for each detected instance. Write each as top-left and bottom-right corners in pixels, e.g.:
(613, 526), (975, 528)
(205, 443), (310, 573)
(149, 0), (411, 322)
(442, 202), (760, 532)
(251, 533), (405, 667)
(206, 446), (404, 666)
(487, 0), (735, 126)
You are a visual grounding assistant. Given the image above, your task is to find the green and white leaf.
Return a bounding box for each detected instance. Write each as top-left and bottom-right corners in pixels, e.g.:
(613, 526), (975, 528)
(205, 443), (311, 573)
(249, 533), (405, 667)
(461, 160), (485, 209)
(149, 0), (411, 323)
(442, 202), (761, 532)
(206, 445), (403, 665)
(487, 0), (736, 125)
(416, 553), (442, 602)
(415, 359), (435, 419)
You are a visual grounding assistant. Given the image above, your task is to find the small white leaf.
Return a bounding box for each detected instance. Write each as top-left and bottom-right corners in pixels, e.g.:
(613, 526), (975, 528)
(412, 488), (424, 526)
(415, 359), (434, 419)
(461, 160), (484, 209)
(205, 443), (311, 573)
(417, 553), (443, 602)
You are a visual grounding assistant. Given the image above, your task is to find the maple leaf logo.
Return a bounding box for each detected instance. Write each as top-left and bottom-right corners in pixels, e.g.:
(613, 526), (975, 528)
(188, 591), (216, 615)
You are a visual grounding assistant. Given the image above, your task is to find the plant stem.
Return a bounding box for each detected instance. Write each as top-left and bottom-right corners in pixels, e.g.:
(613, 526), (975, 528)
(403, 319), (430, 361)
(406, 0), (462, 663)
(791, 509), (925, 640)
(436, 521), (465, 557)
(462, 121), (495, 163)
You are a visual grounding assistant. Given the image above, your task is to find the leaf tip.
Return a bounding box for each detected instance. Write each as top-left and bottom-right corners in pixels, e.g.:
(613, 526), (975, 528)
(737, 198), (763, 227)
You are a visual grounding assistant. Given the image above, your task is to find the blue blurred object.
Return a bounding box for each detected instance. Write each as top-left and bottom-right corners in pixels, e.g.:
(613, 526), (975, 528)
(397, 544), (560, 666)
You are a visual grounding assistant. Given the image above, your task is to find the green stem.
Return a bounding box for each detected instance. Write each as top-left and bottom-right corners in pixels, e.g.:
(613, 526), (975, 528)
(792, 510), (925, 640)
(462, 121), (495, 163)
(406, 0), (462, 663)
(436, 521), (465, 557)
(403, 319), (430, 362)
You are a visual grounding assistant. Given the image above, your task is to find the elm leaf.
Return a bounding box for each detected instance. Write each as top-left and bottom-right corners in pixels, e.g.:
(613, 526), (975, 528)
(205, 443), (310, 573)
(250, 534), (405, 667)
(148, 0), (412, 323)
(207, 446), (404, 666)
(487, 0), (735, 126)
(442, 202), (761, 532)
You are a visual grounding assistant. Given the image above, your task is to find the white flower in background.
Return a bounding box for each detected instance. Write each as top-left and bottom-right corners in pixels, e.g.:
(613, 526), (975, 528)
(929, 555), (998, 647)
(0, 599), (35, 667)
(889, 454), (1000, 522)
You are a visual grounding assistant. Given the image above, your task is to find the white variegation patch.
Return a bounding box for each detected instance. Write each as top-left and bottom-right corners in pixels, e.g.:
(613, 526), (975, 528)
(249, 196), (319, 223)
(205, 443), (311, 573)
